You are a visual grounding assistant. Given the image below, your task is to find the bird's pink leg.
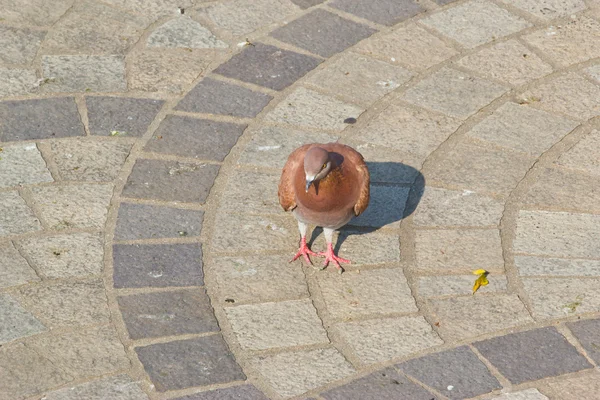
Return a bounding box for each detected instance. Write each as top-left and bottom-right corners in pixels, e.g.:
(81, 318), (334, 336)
(319, 242), (351, 273)
(290, 237), (319, 265)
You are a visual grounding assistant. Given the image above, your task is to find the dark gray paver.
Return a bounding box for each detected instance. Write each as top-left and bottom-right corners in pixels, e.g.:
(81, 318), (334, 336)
(322, 367), (435, 400)
(0, 97), (85, 141)
(113, 243), (203, 288)
(567, 318), (600, 364)
(214, 43), (321, 91)
(398, 346), (501, 399)
(172, 384), (268, 400)
(474, 327), (592, 384)
(270, 9), (377, 58)
(175, 77), (273, 118)
(145, 115), (245, 161)
(290, 0), (325, 8)
(122, 159), (220, 203)
(117, 289), (218, 339)
(135, 335), (245, 391)
(86, 96), (164, 137)
(114, 203), (204, 240)
(330, 0), (423, 26)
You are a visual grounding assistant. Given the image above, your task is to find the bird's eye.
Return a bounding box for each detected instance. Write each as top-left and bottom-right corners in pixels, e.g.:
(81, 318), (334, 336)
(322, 163), (327, 169)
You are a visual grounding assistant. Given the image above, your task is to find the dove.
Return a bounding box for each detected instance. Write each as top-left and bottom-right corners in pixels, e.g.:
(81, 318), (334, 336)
(278, 143), (370, 272)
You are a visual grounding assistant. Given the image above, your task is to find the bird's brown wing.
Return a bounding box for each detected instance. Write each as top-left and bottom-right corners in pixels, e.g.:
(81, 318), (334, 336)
(347, 148), (370, 216)
(278, 144), (311, 212)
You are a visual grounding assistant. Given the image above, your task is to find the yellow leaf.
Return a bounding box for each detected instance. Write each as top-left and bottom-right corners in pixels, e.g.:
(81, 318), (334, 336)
(472, 269), (489, 295)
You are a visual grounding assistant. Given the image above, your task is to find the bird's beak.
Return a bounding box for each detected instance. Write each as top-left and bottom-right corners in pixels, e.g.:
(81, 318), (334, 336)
(305, 178), (313, 192)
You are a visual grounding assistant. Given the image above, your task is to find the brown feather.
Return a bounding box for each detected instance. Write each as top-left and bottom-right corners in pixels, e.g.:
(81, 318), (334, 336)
(279, 142), (370, 229)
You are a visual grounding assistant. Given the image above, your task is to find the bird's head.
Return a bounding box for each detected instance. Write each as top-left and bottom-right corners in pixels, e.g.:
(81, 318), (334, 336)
(303, 147), (331, 192)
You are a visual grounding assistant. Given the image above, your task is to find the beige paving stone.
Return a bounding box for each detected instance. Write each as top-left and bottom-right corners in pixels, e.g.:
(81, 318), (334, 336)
(466, 102), (577, 156)
(212, 254), (308, 303)
(515, 255), (600, 276)
(0, 143), (53, 189)
(339, 141), (421, 184)
(0, 191), (42, 236)
(351, 102), (461, 165)
(40, 55), (127, 93)
(328, 229), (400, 266)
(426, 139), (535, 196)
(415, 229), (504, 273)
(42, 0), (149, 55)
(253, 347), (355, 397)
(0, 0), (74, 26)
(456, 40), (553, 86)
(225, 299), (328, 350)
(500, 0), (586, 20)
(489, 389), (549, 400)
(0, 342), (72, 400)
(17, 280), (110, 329)
(28, 325), (130, 379)
(515, 211), (600, 258)
(523, 167), (600, 212)
(523, 17), (600, 68)
(128, 49), (211, 94)
(556, 129), (600, 175)
(29, 183), (113, 230)
(305, 52), (413, 107)
(101, 0), (195, 17)
(401, 68), (508, 119)
(147, 17), (227, 49)
(219, 168), (280, 215)
(265, 87), (364, 131)
(417, 274), (508, 297)
(429, 294), (533, 341)
(335, 316), (443, 364)
(212, 212), (294, 253)
(50, 139), (132, 182)
(18, 232), (104, 279)
(420, 0), (531, 49)
(42, 374), (149, 400)
(195, 0), (300, 37)
(357, 23), (458, 71)
(547, 371), (600, 400)
(523, 278), (600, 318)
(0, 241), (39, 289)
(316, 268), (417, 320)
(0, 67), (38, 98)
(413, 187), (504, 227)
(351, 185), (409, 229)
(520, 73), (600, 120)
(238, 126), (339, 170)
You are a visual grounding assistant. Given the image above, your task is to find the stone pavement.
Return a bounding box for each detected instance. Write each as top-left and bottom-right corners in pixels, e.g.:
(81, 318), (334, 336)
(1, 0), (600, 398)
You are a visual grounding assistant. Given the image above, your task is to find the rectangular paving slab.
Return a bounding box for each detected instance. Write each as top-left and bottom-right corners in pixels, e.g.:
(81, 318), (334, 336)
(398, 346), (501, 399)
(321, 367), (435, 400)
(123, 159), (220, 203)
(474, 327), (592, 384)
(113, 243), (204, 288)
(214, 43), (321, 91)
(145, 115), (245, 161)
(172, 385), (268, 400)
(270, 9), (376, 58)
(175, 77), (273, 118)
(0, 97), (85, 141)
(135, 335), (245, 391)
(115, 203), (204, 240)
(118, 289), (219, 339)
(330, 0), (422, 26)
(86, 96), (164, 137)
(42, 374), (149, 400)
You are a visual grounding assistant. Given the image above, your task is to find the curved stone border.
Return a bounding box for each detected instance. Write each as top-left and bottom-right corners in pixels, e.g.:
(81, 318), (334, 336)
(2, 0), (600, 399)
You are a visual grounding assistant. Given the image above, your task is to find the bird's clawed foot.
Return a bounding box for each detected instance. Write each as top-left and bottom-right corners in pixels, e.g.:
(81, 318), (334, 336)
(318, 243), (351, 273)
(290, 237), (318, 265)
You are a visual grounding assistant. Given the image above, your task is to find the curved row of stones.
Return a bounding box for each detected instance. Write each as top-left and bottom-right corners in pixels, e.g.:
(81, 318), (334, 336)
(1, 0), (600, 399)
